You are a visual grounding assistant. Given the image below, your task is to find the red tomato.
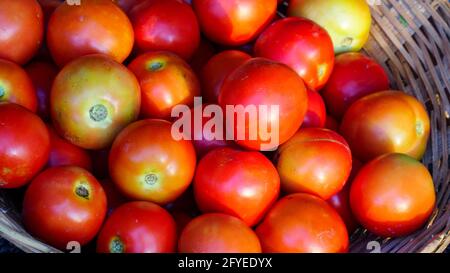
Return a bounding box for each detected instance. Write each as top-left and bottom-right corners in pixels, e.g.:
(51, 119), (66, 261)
(322, 53), (390, 120)
(23, 166), (107, 249)
(130, 0), (200, 60)
(194, 147), (280, 226)
(0, 59), (37, 112)
(128, 51), (200, 119)
(47, 0), (134, 67)
(255, 17), (334, 91)
(256, 193), (349, 253)
(193, 0), (277, 46)
(0, 0), (43, 64)
(178, 213), (262, 253)
(302, 89), (326, 128)
(325, 115), (339, 131)
(47, 125), (92, 171)
(219, 58), (308, 151)
(340, 91), (430, 162)
(350, 153), (436, 237)
(97, 201), (177, 253)
(189, 38), (216, 76)
(51, 54), (141, 150)
(275, 128), (352, 199)
(201, 50), (251, 103)
(100, 178), (127, 215)
(25, 61), (58, 120)
(0, 103), (49, 189)
(109, 119), (196, 204)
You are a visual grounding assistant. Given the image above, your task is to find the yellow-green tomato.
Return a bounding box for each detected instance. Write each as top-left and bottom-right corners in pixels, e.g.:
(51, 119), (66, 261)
(288, 0), (372, 54)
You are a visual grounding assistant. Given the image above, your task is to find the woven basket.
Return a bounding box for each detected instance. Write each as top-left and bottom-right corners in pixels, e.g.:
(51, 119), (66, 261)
(0, 0), (449, 253)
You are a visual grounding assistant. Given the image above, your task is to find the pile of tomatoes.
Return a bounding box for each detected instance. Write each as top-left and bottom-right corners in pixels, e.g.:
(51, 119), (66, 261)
(0, 0), (436, 253)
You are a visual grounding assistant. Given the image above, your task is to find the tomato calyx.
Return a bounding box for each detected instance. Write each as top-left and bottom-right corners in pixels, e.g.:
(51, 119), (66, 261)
(147, 61), (165, 72)
(144, 173), (158, 186)
(109, 236), (125, 253)
(74, 182), (91, 200)
(89, 104), (108, 122)
(0, 86), (5, 98)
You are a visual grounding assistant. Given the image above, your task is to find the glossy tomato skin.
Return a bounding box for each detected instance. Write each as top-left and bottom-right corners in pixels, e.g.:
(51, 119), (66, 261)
(0, 59), (38, 112)
(350, 153), (436, 237)
(128, 51), (200, 119)
(256, 193), (349, 253)
(276, 128), (352, 199)
(288, 0), (371, 54)
(219, 58), (308, 151)
(201, 50), (251, 103)
(23, 166), (107, 249)
(302, 89), (326, 128)
(47, 0), (134, 67)
(51, 54), (141, 150)
(340, 91), (430, 162)
(109, 119), (196, 205)
(130, 0), (200, 60)
(47, 125), (93, 171)
(25, 61), (58, 120)
(322, 53), (390, 120)
(178, 213), (262, 253)
(97, 201), (177, 253)
(193, 0), (277, 46)
(255, 17), (334, 91)
(0, 103), (50, 188)
(194, 147), (280, 226)
(0, 0), (43, 64)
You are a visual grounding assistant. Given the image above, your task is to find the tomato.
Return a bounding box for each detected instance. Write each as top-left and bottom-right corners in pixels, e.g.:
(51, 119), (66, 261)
(128, 51), (200, 119)
(275, 128), (352, 199)
(47, 125), (92, 171)
(25, 61), (58, 120)
(23, 166), (107, 249)
(254, 17), (334, 91)
(130, 0), (200, 60)
(322, 53), (390, 120)
(47, 0), (134, 67)
(97, 201), (177, 253)
(189, 38), (216, 76)
(325, 115), (339, 131)
(256, 193), (349, 253)
(340, 91), (430, 162)
(178, 213), (262, 253)
(0, 0), (43, 64)
(100, 178), (127, 215)
(219, 58), (308, 151)
(194, 147), (279, 226)
(302, 89), (326, 128)
(51, 54), (141, 150)
(201, 50), (251, 103)
(193, 0), (277, 46)
(0, 103), (49, 189)
(288, 0), (371, 54)
(350, 153), (436, 237)
(109, 119), (196, 204)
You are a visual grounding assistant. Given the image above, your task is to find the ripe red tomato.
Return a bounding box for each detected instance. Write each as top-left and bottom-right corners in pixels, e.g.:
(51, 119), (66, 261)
(340, 91), (430, 162)
(100, 178), (127, 215)
(219, 58), (308, 151)
(25, 61), (58, 120)
(23, 166), (107, 249)
(0, 103), (49, 189)
(255, 17), (334, 91)
(97, 201), (177, 253)
(302, 89), (326, 128)
(350, 153), (436, 237)
(128, 51), (200, 119)
(109, 119), (196, 204)
(189, 38), (216, 75)
(47, 125), (92, 171)
(0, 59), (37, 112)
(51, 54), (141, 150)
(256, 193), (349, 253)
(194, 147), (280, 226)
(0, 0), (43, 64)
(276, 128), (352, 199)
(322, 53), (390, 120)
(201, 50), (251, 103)
(130, 0), (200, 60)
(178, 213), (262, 253)
(47, 0), (134, 67)
(193, 0), (277, 46)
